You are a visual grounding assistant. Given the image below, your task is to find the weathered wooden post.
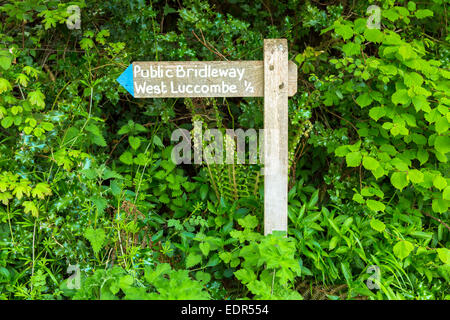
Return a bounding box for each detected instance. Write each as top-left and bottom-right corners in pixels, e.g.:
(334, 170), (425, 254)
(263, 39), (289, 235)
(116, 39), (296, 236)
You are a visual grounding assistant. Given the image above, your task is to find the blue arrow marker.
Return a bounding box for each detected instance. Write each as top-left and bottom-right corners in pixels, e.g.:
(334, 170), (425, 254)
(116, 64), (134, 97)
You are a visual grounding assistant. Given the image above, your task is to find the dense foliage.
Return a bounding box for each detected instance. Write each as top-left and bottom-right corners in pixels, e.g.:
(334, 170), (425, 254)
(0, 0), (448, 300)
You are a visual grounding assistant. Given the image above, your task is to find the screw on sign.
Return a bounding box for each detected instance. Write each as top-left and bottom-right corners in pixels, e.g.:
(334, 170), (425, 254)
(117, 39), (297, 235)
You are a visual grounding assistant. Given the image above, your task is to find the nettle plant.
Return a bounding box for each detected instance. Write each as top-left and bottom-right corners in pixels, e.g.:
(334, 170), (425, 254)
(302, 1), (449, 290)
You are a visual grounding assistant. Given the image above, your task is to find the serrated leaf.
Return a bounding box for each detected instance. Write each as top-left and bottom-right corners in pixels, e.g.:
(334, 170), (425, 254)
(346, 151), (362, 167)
(391, 172), (408, 191)
(23, 201), (39, 217)
(186, 253), (202, 268)
(392, 89), (410, 105)
(433, 175), (447, 191)
(84, 227), (106, 254)
(408, 169), (424, 184)
(28, 90), (46, 109)
(356, 92), (373, 108)
(31, 183), (52, 199)
(393, 240), (414, 260)
(362, 156), (379, 171)
(415, 9), (433, 19)
(199, 242), (210, 256)
(366, 199), (385, 212)
(335, 24), (353, 40)
(370, 218), (386, 232)
(437, 248), (450, 265)
(119, 151), (133, 165)
(369, 107), (386, 121)
(128, 136), (141, 150)
(434, 136), (450, 154)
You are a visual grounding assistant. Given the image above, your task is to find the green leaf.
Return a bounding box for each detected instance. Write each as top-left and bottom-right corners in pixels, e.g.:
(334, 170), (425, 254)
(437, 248), (450, 265)
(356, 92), (373, 108)
(335, 24), (353, 40)
(31, 183), (52, 199)
(186, 253), (202, 268)
(392, 89), (410, 105)
(366, 199), (386, 212)
(412, 95), (430, 112)
(23, 201), (39, 217)
(199, 242), (210, 256)
(342, 42), (360, 56)
(415, 9), (433, 19)
(393, 240), (414, 260)
(432, 199), (449, 214)
(28, 90), (46, 109)
(370, 218), (386, 232)
(391, 172), (408, 191)
(84, 227), (106, 254)
(1, 117), (13, 129)
(434, 136), (450, 154)
(0, 52), (12, 70)
(362, 156), (379, 171)
(364, 28), (383, 43)
(153, 135), (164, 148)
(383, 8), (399, 22)
(403, 72), (423, 87)
(119, 151), (133, 165)
(0, 78), (12, 94)
(408, 169), (424, 184)
(443, 186), (450, 201)
(128, 136), (141, 150)
(369, 107), (386, 121)
(433, 175), (447, 191)
(435, 117), (448, 135)
(346, 151), (362, 167)
(407, 1), (416, 11)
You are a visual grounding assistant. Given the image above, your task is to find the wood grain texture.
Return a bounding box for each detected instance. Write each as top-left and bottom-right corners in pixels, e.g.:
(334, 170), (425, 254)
(132, 61), (297, 98)
(263, 39), (288, 235)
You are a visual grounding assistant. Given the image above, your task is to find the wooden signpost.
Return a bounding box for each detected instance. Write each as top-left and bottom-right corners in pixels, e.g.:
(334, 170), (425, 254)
(117, 39), (297, 235)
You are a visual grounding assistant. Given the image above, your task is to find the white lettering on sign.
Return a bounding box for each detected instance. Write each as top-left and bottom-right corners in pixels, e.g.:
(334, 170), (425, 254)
(131, 61), (297, 98)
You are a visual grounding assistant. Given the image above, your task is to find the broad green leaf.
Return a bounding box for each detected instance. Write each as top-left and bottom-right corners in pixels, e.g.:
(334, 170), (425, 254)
(128, 136), (141, 150)
(366, 199), (385, 212)
(362, 156), (379, 171)
(437, 248), (450, 265)
(119, 151), (133, 165)
(403, 72), (423, 87)
(392, 89), (410, 105)
(432, 199), (448, 213)
(434, 136), (450, 154)
(199, 242), (210, 256)
(391, 172), (408, 190)
(412, 95), (430, 112)
(356, 93), (373, 108)
(433, 175), (447, 191)
(369, 107), (386, 121)
(186, 253), (202, 268)
(0, 78), (12, 94)
(435, 117), (448, 135)
(370, 218), (386, 232)
(346, 151), (362, 167)
(393, 240), (414, 260)
(408, 169), (424, 184)
(335, 24), (353, 40)
(364, 28), (383, 43)
(342, 42), (360, 56)
(415, 9), (433, 19)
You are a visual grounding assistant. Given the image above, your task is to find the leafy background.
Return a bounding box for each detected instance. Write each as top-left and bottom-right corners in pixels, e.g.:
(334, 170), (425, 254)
(0, 0), (448, 300)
